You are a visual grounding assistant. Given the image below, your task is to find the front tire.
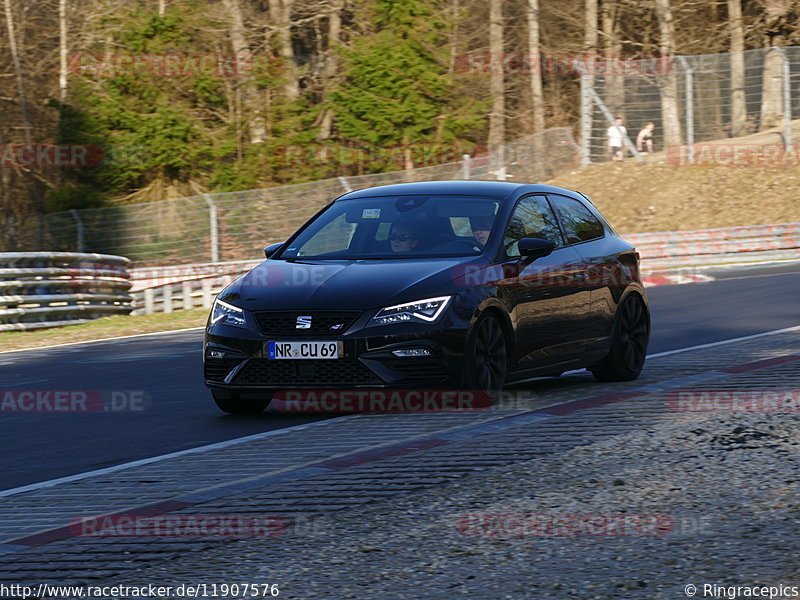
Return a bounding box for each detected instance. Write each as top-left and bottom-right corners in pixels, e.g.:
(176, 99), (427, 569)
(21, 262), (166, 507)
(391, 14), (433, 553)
(591, 294), (649, 382)
(211, 390), (271, 414)
(465, 313), (508, 393)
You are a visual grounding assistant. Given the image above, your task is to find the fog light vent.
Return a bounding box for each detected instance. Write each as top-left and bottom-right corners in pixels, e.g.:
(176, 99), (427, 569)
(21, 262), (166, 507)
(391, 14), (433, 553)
(391, 348), (432, 358)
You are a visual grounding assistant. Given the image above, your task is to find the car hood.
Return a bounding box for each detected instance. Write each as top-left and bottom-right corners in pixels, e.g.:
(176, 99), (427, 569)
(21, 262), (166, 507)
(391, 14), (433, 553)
(218, 257), (482, 312)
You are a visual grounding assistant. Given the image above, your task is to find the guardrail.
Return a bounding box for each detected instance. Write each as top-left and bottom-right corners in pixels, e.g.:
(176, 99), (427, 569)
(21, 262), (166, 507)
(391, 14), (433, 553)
(0, 252), (133, 331)
(626, 222), (800, 270)
(54, 221), (800, 319)
(128, 260), (258, 315)
(130, 259), (259, 292)
(130, 271), (244, 316)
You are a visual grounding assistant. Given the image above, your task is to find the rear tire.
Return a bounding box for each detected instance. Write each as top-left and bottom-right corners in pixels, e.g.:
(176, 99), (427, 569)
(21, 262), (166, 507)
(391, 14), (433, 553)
(591, 294), (649, 382)
(211, 391), (271, 414)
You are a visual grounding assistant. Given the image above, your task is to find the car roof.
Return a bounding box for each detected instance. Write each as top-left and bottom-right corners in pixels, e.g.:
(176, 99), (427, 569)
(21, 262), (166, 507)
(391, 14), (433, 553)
(337, 180), (581, 201)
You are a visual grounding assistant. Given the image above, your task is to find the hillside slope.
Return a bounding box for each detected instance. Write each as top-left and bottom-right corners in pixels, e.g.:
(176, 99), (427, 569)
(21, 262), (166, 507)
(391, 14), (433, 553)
(544, 160), (799, 235)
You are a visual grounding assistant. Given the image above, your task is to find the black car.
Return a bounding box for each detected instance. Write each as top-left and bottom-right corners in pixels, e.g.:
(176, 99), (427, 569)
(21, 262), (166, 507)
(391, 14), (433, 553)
(204, 181), (649, 414)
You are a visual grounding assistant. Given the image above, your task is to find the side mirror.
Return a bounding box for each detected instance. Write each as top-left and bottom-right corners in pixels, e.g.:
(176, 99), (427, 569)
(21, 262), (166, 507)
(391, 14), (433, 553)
(263, 242), (283, 258)
(518, 237), (556, 259)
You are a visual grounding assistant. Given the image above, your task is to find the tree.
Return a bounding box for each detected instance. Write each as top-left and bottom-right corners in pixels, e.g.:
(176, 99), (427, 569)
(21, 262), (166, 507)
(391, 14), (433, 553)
(728, 0), (747, 136)
(654, 0), (682, 148)
(602, 0), (624, 119)
(527, 0), (544, 132)
(3, 0), (33, 146)
(59, 0), (69, 103)
(488, 0), (505, 168)
(759, 0), (791, 130)
(268, 0), (299, 101)
(318, 0), (344, 140)
(331, 0), (484, 171)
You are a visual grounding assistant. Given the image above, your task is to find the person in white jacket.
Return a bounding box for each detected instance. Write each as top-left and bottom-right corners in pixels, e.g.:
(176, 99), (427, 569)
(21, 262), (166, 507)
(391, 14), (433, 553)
(607, 117), (627, 161)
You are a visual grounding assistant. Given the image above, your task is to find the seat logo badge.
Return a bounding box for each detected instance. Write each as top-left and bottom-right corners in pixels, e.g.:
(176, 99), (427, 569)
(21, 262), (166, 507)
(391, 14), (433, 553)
(296, 316), (312, 329)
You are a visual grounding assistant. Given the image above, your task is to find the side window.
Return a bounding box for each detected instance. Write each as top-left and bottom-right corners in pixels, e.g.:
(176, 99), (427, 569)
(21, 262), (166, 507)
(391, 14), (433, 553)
(502, 196), (563, 258)
(549, 195), (605, 244)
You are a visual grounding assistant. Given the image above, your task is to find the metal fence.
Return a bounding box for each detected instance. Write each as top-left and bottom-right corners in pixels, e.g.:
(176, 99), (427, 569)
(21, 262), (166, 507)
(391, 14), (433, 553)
(580, 46), (800, 164)
(3, 128), (579, 267)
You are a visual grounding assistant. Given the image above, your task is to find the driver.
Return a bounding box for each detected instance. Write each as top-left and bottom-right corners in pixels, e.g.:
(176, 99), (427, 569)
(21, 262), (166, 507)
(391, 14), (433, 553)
(389, 221), (420, 253)
(469, 216), (494, 246)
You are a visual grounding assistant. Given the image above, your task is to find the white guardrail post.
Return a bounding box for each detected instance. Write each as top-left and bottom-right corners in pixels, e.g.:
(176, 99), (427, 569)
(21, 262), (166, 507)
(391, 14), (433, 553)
(126, 259), (260, 315)
(0, 252), (133, 331)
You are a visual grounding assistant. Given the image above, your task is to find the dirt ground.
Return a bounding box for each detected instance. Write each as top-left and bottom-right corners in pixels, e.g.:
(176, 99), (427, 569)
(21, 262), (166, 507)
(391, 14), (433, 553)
(545, 160), (800, 234)
(541, 125), (800, 234)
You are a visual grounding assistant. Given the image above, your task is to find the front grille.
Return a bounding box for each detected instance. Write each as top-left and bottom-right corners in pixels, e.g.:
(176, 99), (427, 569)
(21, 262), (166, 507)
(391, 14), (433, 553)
(233, 358), (383, 386)
(382, 356), (449, 382)
(254, 311), (361, 337)
(204, 358), (243, 382)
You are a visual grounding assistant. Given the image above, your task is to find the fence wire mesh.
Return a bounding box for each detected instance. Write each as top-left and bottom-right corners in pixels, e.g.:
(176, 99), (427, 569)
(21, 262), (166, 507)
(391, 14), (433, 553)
(5, 127), (578, 266)
(584, 46), (800, 163)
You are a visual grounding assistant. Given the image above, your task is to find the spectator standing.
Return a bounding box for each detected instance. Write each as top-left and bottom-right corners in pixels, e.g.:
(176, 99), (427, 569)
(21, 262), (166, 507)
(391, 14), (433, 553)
(607, 117), (627, 161)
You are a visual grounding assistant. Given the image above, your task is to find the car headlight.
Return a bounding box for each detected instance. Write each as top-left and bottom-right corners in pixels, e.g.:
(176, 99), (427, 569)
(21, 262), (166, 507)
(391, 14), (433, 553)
(210, 298), (247, 328)
(371, 296), (452, 326)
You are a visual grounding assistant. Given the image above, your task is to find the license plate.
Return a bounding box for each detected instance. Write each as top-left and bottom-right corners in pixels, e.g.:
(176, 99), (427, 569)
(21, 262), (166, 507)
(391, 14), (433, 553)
(266, 341), (339, 360)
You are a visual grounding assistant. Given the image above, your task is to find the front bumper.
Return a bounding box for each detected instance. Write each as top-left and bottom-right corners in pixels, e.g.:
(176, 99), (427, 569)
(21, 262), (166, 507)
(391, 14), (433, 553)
(203, 311), (469, 391)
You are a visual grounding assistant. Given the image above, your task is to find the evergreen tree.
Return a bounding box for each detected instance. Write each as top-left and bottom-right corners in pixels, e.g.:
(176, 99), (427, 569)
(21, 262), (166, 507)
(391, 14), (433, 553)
(331, 0), (485, 169)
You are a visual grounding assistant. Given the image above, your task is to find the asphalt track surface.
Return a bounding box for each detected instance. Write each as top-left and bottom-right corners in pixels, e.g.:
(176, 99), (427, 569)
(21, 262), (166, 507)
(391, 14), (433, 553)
(0, 264), (797, 492)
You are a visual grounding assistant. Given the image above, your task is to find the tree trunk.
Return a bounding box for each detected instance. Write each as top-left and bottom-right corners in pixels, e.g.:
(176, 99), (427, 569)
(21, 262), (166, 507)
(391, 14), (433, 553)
(269, 0), (299, 101)
(654, 0), (682, 147)
(728, 0), (746, 136)
(158, 0), (166, 15)
(318, 0), (343, 141)
(59, 0), (68, 103)
(3, 0), (32, 146)
(488, 0), (505, 169)
(602, 0), (624, 119)
(582, 0), (598, 98)
(759, 0), (789, 130)
(527, 0), (544, 132)
(220, 0), (266, 143)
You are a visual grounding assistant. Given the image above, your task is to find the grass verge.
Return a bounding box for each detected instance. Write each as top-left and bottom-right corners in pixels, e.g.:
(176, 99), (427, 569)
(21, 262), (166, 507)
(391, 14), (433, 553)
(0, 309), (209, 352)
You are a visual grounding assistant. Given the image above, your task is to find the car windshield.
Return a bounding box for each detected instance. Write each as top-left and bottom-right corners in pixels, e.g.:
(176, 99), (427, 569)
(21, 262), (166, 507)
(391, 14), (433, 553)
(277, 195), (501, 260)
